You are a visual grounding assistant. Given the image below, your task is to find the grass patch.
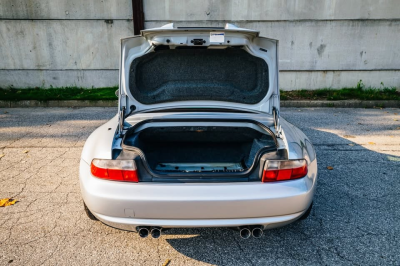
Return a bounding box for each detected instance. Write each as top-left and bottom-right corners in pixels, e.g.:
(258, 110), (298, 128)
(0, 86), (118, 101)
(1, 80), (398, 102)
(281, 81), (399, 101)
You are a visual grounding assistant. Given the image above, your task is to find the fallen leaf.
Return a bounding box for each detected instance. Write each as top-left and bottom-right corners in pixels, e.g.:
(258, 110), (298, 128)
(394, 113), (398, 115)
(0, 198), (17, 207)
(23, 150), (29, 154)
(327, 166), (334, 170)
(397, 127), (400, 130)
(0, 154), (4, 158)
(162, 259), (171, 266)
(4, 111), (8, 114)
(394, 119), (398, 121)
(368, 142), (376, 145)
(388, 156), (400, 162)
(343, 135), (356, 138)
(348, 144), (355, 146)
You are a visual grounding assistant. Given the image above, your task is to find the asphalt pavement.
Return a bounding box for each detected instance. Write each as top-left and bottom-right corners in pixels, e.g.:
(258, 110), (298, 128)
(0, 107), (399, 266)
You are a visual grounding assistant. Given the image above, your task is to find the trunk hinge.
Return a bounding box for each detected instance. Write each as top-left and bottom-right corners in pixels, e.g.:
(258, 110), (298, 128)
(117, 86), (126, 136)
(118, 106), (126, 136)
(118, 104), (137, 137)
(273, 106), (282, 138)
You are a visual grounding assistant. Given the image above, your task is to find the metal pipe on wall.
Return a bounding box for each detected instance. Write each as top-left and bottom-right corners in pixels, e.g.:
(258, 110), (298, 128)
(132, 0), (145, 35)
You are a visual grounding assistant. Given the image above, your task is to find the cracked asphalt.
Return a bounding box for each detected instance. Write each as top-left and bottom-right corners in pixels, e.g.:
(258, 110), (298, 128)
(0, 107), (399, 266)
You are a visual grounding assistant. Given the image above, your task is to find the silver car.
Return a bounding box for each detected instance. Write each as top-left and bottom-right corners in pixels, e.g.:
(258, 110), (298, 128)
(80, 24), (317, 239)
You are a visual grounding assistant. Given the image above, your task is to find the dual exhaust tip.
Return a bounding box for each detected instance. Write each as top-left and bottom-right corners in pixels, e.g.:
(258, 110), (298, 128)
(137, 226), (162, 239)
(239, 225), (264, 239)
(138, 225), (263, 239)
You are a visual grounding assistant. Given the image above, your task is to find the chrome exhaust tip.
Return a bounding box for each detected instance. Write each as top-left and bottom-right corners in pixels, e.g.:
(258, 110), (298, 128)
(239, 226), (251, 239)
(137, 227), (150, 238)
(150, 227), (162, 239)
(251, 226), (264, 238)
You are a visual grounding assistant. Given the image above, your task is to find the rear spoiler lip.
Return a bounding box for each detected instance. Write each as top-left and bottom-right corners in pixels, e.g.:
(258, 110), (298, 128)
(140, 28), (261, 38)
(138, 23), (263, 39)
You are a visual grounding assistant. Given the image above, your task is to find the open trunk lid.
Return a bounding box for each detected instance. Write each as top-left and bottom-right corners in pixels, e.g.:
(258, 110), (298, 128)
(118, 24), (281, 133)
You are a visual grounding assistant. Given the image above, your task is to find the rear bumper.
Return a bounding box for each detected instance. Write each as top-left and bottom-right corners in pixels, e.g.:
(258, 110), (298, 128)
(80, 159), (317, 230)
(93, 211), (305, 231)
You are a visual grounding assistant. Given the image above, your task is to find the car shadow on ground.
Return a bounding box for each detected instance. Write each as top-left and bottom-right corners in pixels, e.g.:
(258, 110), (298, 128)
(159, 127), (400, 265)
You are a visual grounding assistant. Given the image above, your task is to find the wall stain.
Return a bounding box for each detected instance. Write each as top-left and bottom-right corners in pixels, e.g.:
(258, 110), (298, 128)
(317, 44), (327, 56)
(309, 42), (313, 49)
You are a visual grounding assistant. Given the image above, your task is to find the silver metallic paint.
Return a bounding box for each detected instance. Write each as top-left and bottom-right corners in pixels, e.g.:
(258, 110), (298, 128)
(80, 25), (317, 231)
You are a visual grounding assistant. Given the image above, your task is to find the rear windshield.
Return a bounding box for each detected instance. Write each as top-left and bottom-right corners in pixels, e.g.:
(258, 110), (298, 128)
(128, 47), (269, 105)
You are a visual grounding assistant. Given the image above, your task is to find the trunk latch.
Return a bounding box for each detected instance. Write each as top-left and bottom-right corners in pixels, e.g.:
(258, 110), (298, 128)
(191, 39), (206, 45)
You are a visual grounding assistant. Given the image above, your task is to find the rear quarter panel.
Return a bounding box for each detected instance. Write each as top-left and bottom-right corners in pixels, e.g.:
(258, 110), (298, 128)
(280, 117), (318, 190)
(81, 115), (119, 164)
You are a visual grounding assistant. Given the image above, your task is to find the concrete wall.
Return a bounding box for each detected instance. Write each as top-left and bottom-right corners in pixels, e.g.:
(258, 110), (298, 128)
(144, 0), (400, 90)
(1, 0), (399, 90)
(0, 0), (132, 89)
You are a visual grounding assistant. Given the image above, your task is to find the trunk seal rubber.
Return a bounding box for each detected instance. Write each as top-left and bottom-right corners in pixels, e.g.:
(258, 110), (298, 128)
(121, 118), (278, 179)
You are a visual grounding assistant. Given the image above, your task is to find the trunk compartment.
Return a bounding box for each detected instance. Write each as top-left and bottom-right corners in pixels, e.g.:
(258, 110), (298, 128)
(122, 121), (277, 175)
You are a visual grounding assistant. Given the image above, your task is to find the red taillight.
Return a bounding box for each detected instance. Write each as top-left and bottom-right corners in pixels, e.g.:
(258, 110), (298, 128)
(90, 159), (139, 182)
(262, 159), (308, 182)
